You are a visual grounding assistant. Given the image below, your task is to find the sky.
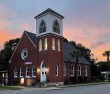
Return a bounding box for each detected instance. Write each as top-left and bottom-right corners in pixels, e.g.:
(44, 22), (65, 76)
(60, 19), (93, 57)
(0, 0), (110, 61)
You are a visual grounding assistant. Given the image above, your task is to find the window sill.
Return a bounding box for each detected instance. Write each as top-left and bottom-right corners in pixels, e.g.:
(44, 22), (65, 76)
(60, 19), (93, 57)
(32, 76), (36, 78)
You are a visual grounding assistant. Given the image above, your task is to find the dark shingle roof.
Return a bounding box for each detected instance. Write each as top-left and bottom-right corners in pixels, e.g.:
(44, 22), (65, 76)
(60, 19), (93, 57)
(24, 31), (36, 46)
(63, 42), (90, 64)
(34, 8), (64, 19)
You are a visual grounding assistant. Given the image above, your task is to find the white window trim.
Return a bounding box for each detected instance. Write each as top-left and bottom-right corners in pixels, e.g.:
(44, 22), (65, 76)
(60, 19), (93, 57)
(84, 65), (88, 76)
(64, 63), (66, 76)
(58, 39), (61, 51)
(26, 66), (30, 77)
(20, 67), (23, 77)
(56, 65), (58, 76)
(52, 38), (55, 50)
(78, 64), (81, 76)
(44, 38), (48, 50)
(39, 39), (42, 51)
(32, 66), (36, 77)
(14, 68), (17, 78)
(70, 64), (74, 76)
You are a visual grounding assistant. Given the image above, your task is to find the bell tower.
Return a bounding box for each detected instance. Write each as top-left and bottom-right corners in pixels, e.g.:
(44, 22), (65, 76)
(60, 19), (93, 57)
(34, 8), (64, 84)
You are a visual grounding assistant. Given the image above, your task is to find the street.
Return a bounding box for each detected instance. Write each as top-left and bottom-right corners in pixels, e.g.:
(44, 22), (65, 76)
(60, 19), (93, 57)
(0, 84), (110, 94)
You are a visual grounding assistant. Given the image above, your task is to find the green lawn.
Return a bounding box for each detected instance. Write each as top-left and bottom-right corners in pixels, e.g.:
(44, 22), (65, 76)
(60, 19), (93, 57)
(0, 86), (22, 90)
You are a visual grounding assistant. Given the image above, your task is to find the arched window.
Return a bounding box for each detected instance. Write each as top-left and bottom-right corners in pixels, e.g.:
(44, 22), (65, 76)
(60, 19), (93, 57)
(70, 64), (74, 76)
(53, 20), (60, 33)
(20, 67), (23, 77)
(44, 38), (48, 50)
(32, 66), (36, 77)
(57, 39), (60, 51)
(26, 66), (30, 77)
(78, 64), (81, 76)
(84, 65), (87, 76)
(55, 65), (58, 76)
(64, 63), (66, 76)
(14, 68), (17, 78)
(52, 38), (55, 50)
(39, 20), (46, 33)
(39, 39), (42, 51)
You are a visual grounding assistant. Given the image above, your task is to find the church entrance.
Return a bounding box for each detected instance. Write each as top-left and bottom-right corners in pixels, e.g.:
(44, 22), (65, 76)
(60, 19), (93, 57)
(40, 61), (46, 82)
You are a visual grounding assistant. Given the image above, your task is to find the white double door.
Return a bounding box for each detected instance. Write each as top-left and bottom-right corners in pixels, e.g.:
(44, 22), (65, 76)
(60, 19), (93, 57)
(40, 63), (46, 82)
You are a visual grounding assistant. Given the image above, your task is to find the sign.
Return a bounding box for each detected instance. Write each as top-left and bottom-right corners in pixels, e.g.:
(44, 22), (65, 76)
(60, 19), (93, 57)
(25, 62), (32, 65)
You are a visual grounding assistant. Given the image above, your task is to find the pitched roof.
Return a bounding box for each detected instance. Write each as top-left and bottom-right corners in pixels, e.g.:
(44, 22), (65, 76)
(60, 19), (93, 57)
(34, 8), (64, 19)
(10, 31), (90, 64)
(63, 42), (90, 64)
(24, 31), (36, 46)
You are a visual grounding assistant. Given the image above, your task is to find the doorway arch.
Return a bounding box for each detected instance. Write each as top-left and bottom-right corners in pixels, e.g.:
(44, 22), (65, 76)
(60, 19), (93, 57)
(40, 61), (46, 82)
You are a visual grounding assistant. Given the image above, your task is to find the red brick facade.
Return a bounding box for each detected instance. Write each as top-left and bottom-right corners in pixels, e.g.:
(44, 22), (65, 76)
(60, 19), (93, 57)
(9, 9), (91, 86)
(9, 33), (37, 85)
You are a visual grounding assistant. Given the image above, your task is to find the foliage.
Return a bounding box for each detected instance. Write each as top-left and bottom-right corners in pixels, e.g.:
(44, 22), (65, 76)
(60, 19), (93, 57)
(98, 75), (105, 81)
(97, 61), (110, 71)
(84, 76), (88, 82)
(108, 74), (110, 82)
(70, 77), (76, 84)
(103, 51), (110, 62)
(91, 76), (96, 82)
(0, 38), (20, 70)
(78, 76), (83, 83)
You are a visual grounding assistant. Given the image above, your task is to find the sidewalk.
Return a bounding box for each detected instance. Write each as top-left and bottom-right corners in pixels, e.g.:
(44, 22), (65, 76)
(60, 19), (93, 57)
(3, 82), (110, 91)
(58, 82), (110, 88)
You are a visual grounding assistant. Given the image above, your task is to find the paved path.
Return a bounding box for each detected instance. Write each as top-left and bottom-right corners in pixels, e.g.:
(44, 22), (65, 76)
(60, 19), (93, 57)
(0, 84), (110, 94)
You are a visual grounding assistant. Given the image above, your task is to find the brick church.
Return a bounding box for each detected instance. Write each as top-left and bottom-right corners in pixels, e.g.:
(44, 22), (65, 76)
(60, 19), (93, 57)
(9, 8), (91, 86)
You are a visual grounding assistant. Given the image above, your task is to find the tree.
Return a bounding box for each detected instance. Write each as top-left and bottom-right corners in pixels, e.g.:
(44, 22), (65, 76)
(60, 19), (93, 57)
(103, 51), (110, 62)
(103, 51), (110, 80)
(70, 50), (83, 83)
(0, 38), (20, 70)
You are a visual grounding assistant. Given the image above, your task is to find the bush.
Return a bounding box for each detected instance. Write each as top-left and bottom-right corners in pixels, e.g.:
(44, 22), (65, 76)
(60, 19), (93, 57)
(78, 76), (83, 83)
(84, 76), (88, 82)
(108, 74), (110, 82)
(70, 77), (76, 84)
(91, 76), (96, 82)
(99, 75), (105, 81)
(11, 78), (19, 85)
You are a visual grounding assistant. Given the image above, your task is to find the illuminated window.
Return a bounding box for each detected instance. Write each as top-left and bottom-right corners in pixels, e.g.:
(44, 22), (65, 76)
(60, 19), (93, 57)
(78, 64), (81, 76)
(39, 20), (46, 33)
(57, 39), (60, 51)
(70, 64), (74, 76)
(64, 63), (66, 76)
(44, 38), (48, 50)
(84, 65), (87, 76)
(55, 65), (58, 76)
(39, 39), (42, 51)
(52, 38), (55, 50)
(53, 20), (60, 33)
(20, 67), (23, 77)
(14, 68), (17, 78)
(26, 66), (30, 77)
(32, 66), (36, 77)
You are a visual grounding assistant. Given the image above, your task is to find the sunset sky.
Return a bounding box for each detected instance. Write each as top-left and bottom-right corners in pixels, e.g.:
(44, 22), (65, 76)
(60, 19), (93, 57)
(0, 0), (110, 61)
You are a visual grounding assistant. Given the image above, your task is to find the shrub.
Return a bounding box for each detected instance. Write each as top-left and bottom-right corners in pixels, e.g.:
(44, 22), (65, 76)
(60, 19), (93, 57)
(70, 77), (76, 84)
(91, 76), (96, 82)
(108, 74), (110, 82)
(78, 76), (83, 83)
(84, 76), (88, 82)
(99, 75), (105, 81)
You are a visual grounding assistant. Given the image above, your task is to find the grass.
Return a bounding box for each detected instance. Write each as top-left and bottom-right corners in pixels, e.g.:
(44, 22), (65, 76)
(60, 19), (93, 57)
(0, 86), (22, 90)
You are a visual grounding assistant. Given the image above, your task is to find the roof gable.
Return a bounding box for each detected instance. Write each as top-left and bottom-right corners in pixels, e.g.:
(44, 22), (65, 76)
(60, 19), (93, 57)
(9, 31), (36, 63)
(34, 8), (64, 19)
(24, 31), (36, 46)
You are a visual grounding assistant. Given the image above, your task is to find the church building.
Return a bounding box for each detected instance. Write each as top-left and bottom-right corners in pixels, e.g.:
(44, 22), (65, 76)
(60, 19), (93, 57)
(9, 8), (91, 86)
